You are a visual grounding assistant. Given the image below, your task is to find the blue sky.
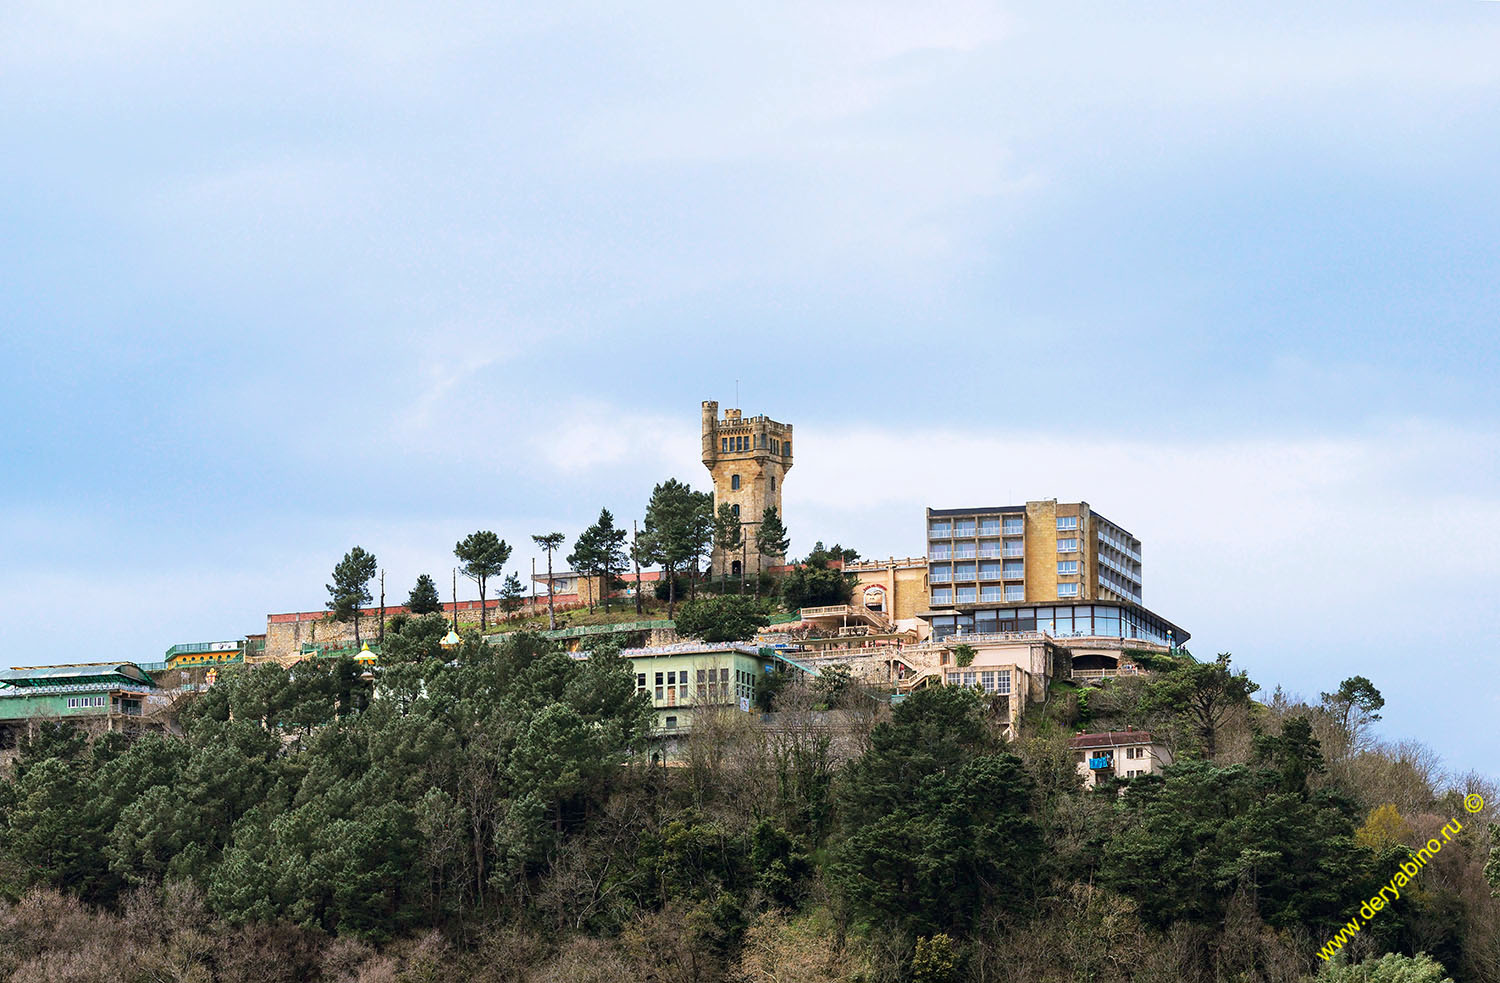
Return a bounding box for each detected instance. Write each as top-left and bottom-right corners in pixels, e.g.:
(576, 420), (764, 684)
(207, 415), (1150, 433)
(2, 1), (1497, 778)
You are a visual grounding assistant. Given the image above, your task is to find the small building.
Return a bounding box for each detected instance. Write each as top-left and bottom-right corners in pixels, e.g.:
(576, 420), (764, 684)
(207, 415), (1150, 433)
(841, 556), (931, 626)
(1069, 729), (1172, 787)
(931, 635), (1068, 738)
(618, 642), (812, 736)
(165, 639), (247, 670)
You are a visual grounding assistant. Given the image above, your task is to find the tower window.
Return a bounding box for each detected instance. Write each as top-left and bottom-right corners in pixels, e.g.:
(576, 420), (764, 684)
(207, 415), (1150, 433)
(732, 505), (740, 518)
(783, 441), (790, 456)
(721, 437), (728, 453)
(731, 474), (740, 490)
(770, 476), (775, 492)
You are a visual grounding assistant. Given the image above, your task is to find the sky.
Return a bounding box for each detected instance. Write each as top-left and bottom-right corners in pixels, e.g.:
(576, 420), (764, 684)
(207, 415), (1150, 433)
(2, 1), (1497, 778)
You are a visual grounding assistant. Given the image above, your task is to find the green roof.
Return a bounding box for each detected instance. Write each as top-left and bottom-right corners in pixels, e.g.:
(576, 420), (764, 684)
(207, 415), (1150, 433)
(0, 663), (155, 688)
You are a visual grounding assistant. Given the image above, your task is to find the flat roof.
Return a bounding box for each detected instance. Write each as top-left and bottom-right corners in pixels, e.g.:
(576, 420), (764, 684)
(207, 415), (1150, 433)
(926, 505), (1026, 517)
(1088, 509), (1137, 540)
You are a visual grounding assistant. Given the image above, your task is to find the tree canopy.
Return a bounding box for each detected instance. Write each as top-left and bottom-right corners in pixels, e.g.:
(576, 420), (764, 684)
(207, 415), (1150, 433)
(455, 531), (512, 630)
(673, 596), (771, 643)
(326, 546), (378, 646)
(407, 573), (443, 615)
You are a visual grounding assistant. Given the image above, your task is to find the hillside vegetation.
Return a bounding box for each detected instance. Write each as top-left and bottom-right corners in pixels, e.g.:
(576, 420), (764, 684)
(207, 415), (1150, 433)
(1, 617), (1496, 983)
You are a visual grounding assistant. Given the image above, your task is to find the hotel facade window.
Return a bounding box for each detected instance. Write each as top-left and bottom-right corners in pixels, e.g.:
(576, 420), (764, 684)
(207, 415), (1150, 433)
(1057, 515), (1078, 530)
(1057, 538), (1078, 552)
(1003, 517), (1023, 534)
(1004, 584), (1025, 601)
(1058, 560), (1079, 576)
(930, 563), (952, 583)
(956, 586), (977, 603)
(932, 587), (954, 604)
(1058, 582), (1079, 597)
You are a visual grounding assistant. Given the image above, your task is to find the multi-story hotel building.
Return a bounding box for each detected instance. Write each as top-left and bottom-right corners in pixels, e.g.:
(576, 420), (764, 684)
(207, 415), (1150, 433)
(922, 500), (1184, 651)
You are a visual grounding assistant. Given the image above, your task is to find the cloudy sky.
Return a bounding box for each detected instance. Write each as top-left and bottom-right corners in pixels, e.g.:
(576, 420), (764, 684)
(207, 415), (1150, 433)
(2, 1), (1497, 777)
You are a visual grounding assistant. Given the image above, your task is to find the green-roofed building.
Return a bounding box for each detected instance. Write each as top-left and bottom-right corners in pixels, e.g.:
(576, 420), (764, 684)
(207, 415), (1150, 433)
(0, 663), (159, 745)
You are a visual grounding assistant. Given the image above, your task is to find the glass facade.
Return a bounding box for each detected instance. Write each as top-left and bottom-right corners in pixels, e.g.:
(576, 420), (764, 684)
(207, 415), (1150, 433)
(928, 603), (1177, 645)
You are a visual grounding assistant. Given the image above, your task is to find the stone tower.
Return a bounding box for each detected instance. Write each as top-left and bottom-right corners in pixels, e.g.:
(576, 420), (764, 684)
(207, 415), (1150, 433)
(701, 400), (793, 577)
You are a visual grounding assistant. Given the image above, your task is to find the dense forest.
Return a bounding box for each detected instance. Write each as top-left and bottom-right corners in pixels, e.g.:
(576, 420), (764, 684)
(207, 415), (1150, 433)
(1, 614), (1496, 983)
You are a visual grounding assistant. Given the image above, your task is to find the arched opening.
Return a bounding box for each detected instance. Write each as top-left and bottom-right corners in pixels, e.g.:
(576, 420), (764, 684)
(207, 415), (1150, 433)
(731, 560), (743, 577)
(1071, 653), (1119, 683)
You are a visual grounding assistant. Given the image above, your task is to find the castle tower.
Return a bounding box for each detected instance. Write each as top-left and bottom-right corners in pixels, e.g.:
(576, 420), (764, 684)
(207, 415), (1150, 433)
(701, 400), (793, 577)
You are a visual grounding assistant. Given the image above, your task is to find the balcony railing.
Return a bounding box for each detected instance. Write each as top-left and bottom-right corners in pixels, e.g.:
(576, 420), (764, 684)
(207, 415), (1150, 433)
(1002, 547), (1024, 557)
(1071, 666), (1143, 682)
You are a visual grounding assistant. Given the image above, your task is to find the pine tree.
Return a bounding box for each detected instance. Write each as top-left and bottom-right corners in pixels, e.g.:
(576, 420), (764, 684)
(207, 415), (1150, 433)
(455, 531), (512, 631)
(713, 503), (743, 592)
(499, 573), (525, 618)
(326, 546), (378, 646)
(641, 480), (710, 619)
(531, 533), (566, 629)
(408, 574), (443, 615)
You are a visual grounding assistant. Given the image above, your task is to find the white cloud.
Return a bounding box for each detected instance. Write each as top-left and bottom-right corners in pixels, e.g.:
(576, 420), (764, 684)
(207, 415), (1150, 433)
(528, 406), (697, 475)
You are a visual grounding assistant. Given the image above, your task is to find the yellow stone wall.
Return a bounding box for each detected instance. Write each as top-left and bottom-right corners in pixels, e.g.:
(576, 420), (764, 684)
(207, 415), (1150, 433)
(1024, 499), (1058, 602)
(848, 561), (929, 622)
